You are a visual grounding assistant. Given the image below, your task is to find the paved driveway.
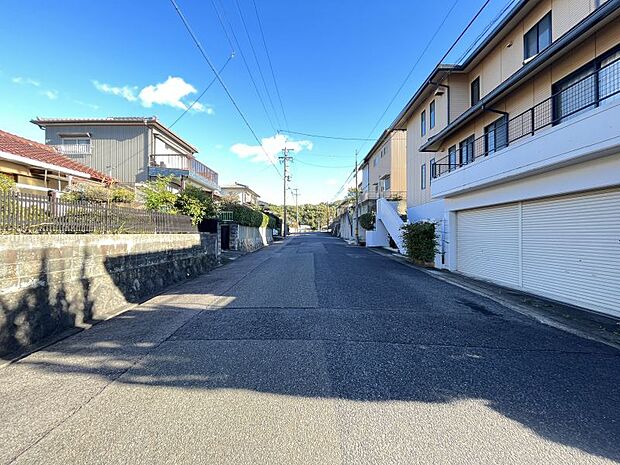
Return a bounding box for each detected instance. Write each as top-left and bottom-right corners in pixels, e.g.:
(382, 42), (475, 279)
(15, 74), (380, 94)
(1, 233), (618, 464)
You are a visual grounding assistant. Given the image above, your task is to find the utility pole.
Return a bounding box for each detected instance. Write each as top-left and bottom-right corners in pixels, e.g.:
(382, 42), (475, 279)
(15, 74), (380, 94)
(292, 188), (300, 233)
(354, 150), (360, 244)
(278, 147), (294, 237)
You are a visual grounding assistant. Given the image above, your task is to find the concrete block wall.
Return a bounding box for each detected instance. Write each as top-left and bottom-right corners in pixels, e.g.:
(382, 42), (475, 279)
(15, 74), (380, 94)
(0, 233), (219, 357)
(229, 224), (272, 252)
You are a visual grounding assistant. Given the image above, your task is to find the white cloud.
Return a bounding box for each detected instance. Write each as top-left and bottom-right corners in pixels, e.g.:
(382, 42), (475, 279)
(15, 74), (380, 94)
(138, 76), (195, 110)
(324, 178), (338, 186)
(191, 101), (214, 115)
(92, 76), (211, 114)
(230, 134), (313, 165)
(41, 90), (58, 100)
(92, 80), (137, 102)
(12, 76), (40, 87)
(73, 99), (100, 110)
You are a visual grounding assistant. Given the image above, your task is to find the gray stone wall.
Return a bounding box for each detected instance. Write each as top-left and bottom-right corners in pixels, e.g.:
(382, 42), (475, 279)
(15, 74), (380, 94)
(0, 233), (219, 357)
(228, 224), (272, 252)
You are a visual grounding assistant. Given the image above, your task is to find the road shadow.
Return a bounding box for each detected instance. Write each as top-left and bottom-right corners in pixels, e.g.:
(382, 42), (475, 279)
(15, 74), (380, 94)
(0, 249), (96, 359)
(13, 299), (620, 462)
(5, 233), (620, 461)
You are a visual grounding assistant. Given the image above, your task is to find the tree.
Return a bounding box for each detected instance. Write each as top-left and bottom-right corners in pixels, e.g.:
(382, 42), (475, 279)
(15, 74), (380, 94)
(0, 173), (16, 192)
(142, 175), (178, 213)
(175, 186), (216, 225)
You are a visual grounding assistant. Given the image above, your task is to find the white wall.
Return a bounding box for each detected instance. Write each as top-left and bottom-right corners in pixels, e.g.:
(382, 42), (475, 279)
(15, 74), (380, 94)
(407, 198), (451, 269)
(432, 100), (620, 200)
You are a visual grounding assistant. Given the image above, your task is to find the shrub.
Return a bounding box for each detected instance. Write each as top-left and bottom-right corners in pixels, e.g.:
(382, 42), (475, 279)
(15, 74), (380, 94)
(0, 173), (16, 192)
(359, 212), (375, 230)
(111, 186), (135, 204)
(142, 175), (178, 213)
(401, 221), (437, 263)
(175, 186), (216, 225)
(62, 184), (135, 204)
(220, 202), (266, 228)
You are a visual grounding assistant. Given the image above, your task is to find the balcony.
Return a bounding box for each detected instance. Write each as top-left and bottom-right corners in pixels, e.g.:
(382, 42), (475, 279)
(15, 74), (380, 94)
(148, 154), (219, 191)
(432, 55), (620, 198)
(52, 144), (92, 156)
(432, 97), (620, 199)
(434, 55), (620, 180)
(359, 190), (406, 202)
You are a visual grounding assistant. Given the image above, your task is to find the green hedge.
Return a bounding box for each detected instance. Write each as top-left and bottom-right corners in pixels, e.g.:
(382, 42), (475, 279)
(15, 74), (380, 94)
(401, 221), (437, 263)
(222, 203), (268, 228)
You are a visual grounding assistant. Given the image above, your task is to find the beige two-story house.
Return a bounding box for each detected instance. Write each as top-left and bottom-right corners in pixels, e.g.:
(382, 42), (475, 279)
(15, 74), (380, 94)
(392, 0), (620, 317)
(357, 129), (407, 245)
(220, 182), (260, 206)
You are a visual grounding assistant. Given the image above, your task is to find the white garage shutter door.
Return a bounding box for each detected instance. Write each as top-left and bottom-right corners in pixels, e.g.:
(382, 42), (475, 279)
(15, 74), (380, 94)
(457, 203), (520, 287)
(522, 189), (620, 316)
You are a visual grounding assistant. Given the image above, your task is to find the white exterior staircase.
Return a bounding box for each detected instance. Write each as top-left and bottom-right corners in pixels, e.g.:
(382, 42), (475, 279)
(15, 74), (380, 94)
(366, 198), (406, 254)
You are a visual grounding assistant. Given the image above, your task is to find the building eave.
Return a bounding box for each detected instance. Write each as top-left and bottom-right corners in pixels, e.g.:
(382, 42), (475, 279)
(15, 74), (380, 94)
(0, 150), (91, 178)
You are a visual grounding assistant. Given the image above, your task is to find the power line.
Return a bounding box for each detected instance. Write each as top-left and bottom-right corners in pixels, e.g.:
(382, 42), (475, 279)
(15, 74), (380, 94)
(169, 0), (283, 178)
(208, 0), (236, 53)
(453, 0), (520, 65)
(359, 0), (460, 150)
(234, 0), (282, 129)
(425, 0), (493, 84)
(111, 56), (232, 173)
(208, 0), (278, 133)
(331, 168), (356, 201)
(278, 129), (377, 141)
(295, 159), (352, 169)
(358, 0), (492, 156)
(169, 54), (234, 129)
(252, 0), (289, 131)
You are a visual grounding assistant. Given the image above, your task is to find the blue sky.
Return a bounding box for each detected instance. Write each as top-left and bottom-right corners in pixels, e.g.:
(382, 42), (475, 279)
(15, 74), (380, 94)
(1, 0), (512, 204)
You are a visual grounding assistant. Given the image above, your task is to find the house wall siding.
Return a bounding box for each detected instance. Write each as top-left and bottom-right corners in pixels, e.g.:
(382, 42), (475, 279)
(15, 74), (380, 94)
(406, 91), (449, 208)
(436, 16), (620, 162)
(45, 125), (149, 184)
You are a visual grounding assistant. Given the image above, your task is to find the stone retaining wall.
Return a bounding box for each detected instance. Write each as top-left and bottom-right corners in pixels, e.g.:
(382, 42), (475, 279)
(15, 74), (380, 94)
(0, 233), (219, 357)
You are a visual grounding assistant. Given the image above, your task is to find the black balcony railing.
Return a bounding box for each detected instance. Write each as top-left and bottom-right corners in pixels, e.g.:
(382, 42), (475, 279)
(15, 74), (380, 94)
(433, 54), (620, 178)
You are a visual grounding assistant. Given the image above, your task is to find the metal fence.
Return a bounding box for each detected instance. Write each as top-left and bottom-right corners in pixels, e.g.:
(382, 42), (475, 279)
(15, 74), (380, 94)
(434, 54), (620, 178)
(0, 190), (197, 234)
(217, 211), (233, 222)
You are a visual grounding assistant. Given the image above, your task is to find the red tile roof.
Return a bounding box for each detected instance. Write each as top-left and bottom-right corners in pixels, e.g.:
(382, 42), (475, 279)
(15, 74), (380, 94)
(0, 129), (114, 183)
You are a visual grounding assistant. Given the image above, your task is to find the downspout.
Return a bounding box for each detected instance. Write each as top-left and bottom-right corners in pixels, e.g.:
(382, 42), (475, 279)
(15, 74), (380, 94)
(482, 104), (509, 118)
(430, 81), (451, 124)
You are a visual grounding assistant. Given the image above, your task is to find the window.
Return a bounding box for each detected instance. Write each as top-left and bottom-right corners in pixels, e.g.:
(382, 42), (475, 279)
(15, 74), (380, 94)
(552, 46), (620, 123)
(484, 116), (508, 155)
(373, 157), (378, 167)
(524, 12), (552, 60)
(471, 77), (480, 106)
(430, 158), (436, 182)
(381, 176), (391, 192)
(448, 145), (457, 171)
(429, 100), (436, 129)
(459, 135), (475, 165)
(62, 137), (90, 146)
(421, 110), (426, 136)
(420, 163), (427, 190)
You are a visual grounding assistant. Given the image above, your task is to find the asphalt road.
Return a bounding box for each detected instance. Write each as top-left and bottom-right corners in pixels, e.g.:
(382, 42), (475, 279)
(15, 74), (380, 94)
(1, 233), (619, 464)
